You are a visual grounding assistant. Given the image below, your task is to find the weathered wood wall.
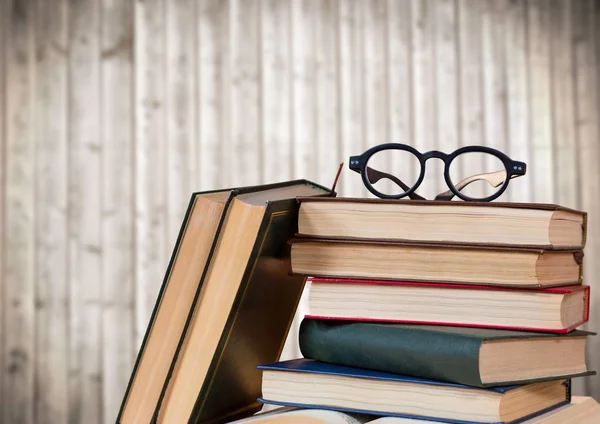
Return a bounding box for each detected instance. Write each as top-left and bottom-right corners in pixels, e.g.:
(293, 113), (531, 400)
(0, 0), (599, 423)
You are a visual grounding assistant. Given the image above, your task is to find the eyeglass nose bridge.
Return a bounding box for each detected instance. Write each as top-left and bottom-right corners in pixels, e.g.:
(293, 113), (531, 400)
(422, 150), (449, 161)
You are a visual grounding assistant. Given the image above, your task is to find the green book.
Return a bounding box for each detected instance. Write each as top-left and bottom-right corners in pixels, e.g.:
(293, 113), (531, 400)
(299, 319), (595, 387)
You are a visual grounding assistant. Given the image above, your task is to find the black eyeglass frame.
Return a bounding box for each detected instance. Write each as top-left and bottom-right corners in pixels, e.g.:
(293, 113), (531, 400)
(349, 144), (527, 202)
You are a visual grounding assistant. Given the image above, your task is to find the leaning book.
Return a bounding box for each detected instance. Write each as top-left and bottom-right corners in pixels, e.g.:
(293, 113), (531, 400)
(117, 180), (331, 424)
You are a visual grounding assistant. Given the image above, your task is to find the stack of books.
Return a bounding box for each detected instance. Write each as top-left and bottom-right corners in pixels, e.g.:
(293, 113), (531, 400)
(249, 197), (599, 423)
(118, 181), (599, 424)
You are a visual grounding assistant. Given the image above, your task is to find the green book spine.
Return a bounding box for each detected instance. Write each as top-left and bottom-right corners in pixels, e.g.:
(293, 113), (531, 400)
(300, 319), (485, 387)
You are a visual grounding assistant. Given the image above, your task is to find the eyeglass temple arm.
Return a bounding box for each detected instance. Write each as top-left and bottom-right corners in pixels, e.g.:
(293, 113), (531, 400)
(435, 170), (517, 201)
(366, 166), (425, 200)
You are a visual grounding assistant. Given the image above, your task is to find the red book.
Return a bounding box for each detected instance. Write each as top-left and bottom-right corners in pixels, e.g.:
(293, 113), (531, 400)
(306, 277), (590, 333)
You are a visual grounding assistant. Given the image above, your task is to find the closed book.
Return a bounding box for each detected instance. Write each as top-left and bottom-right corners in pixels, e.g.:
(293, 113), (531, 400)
(299, 320), (595, 387)
(257, 359), (571, 424)
(154, 181), (331, 424)
(306, 278), (590, 332)
(297, 197), (586, 249)
(291, 238), (583, 287)
(117, 180), (331, 424)
(229, 397), (600, 424)
(118, 188), (233, 424)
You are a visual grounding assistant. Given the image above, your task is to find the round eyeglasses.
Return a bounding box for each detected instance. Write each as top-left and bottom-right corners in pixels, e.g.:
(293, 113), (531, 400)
(349, 144), (527, 202)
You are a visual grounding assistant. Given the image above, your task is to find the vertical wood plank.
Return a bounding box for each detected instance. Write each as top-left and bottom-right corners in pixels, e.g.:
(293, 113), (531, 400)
(198, 0), (228, 190)
(100, 0), (135, 422)
(481, 0), (508, 179)
(362, 0), (387, 190)
(550, 0), (578, 209)
(387, 0), (412, 192)
(339, 0), (366, 197)
(0, 0), (6, 417)
(134, 0), (168, 350)
(411, 0), (436, 198)
(261, 0), (292, 184)
(230, 0), (261, 186)
(68, 0), (103, 421)
(315, 0), (340, 186)
(573, 0), (599, 398)
(457, 3), (484, 143)
(33, 0), (69, 422)
(166, 0), (197, 246)
(433, 0), (459, 166)
(3, 1), (36, 423)
(290, 0), (316, 181)
(527, 0), (554, 203)
(505, 0), (532, 202)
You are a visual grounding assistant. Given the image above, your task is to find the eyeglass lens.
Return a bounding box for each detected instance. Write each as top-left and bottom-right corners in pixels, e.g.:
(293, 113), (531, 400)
(365, 149), (421, 196)
(448, 152), (507, 200)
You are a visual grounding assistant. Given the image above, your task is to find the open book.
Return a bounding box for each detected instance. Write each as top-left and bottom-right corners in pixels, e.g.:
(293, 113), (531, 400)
(229, 396), (600, 424)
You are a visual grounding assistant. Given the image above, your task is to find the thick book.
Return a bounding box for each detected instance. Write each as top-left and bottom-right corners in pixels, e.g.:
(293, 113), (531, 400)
(291, 238), (583, 287)
(299, 320), (595, 387)
(152, 181), (331, 424)
(297, 197), (586, 249)
(257, 359), (571, 424)
(118, 188), (232, 424)
(230, 396), (600, 424)
(230, 397), (600, 423)
(306, 278), (590, 332)
(117, 180), (328, 424)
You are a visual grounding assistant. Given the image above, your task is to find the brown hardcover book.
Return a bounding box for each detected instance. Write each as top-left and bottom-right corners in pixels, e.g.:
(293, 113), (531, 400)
(152, 181), (331, 424)
(297, 197), (587, 249)
(117, 180), (331, 424)
(118, 189), (231, 424)
(290, 238), (583, 287)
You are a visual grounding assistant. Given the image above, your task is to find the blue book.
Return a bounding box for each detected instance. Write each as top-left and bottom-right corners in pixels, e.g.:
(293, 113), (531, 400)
(257, 359), (570, 424)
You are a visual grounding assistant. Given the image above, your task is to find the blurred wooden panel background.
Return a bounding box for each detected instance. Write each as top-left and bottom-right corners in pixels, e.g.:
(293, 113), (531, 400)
(0, 0), (599, 423)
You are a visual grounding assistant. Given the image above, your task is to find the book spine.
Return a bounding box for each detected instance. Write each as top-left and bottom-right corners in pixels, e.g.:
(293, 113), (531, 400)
(299, 319), (485, 387)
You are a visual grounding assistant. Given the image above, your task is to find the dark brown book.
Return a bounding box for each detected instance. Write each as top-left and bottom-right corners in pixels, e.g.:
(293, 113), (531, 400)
(117, 180), (331, 424)
(291, 238), (583, 288)
(153, 181), (331, 424)
(297, 197), (587, 249)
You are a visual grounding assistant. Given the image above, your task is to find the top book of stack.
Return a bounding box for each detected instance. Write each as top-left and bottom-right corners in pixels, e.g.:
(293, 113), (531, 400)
(297, 197), (586, 249)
